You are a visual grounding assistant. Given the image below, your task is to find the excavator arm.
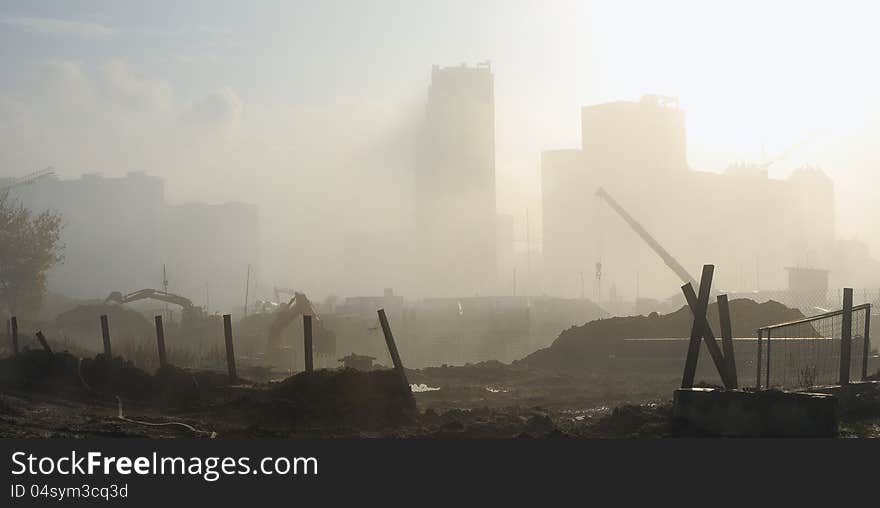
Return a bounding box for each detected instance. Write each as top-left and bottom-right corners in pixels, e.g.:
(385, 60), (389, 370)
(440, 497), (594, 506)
(105, 289), (197, 310)
(266, 292), (319, 351)
(596, 186), (698, 287)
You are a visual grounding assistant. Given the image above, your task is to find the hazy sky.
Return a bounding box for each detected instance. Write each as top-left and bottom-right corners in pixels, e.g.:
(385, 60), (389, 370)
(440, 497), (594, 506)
(1, 0), (878, 258)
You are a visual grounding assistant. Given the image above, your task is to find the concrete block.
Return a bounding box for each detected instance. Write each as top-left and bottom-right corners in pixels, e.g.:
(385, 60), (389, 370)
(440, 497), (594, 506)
(673, 387), (838, 437)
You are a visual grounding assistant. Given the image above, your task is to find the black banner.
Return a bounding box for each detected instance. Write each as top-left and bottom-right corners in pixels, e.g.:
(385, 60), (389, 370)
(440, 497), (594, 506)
(1, 438), (877, 505)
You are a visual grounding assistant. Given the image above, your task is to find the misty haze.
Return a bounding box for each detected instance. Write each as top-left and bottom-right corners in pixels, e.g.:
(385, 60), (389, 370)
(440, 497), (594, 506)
(0, 1), (878, 442)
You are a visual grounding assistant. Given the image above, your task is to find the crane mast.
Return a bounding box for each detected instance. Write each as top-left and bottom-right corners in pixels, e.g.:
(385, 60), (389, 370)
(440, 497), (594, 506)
(595, 186), (697, 287)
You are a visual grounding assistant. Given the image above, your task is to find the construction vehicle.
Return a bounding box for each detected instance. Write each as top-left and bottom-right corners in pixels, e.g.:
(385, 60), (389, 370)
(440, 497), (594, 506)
(105, 288), (208, 333)
(595, 186), (698, 287)
(266, 291), (336, 366)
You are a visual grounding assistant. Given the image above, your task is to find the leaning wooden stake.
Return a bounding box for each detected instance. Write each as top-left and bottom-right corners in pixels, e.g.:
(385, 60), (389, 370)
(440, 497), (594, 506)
(154, 315), (168, 369)
(717, 294), (738, 389)
(378, 308), (409, 387)
(222, 314), (237, 381)
(100, 314), (112, 359)
(839, 288), (853, 385)
(303, 314), (314, 373)
(35, 331), (52, 354)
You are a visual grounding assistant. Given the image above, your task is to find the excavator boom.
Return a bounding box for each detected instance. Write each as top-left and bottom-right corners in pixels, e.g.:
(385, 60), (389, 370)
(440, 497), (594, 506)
(596, 186), (697, 287)
(105, 289), (198, 311)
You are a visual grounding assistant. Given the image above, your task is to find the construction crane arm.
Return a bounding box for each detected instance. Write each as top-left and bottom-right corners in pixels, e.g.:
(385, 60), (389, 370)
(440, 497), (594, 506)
(105, 289), (197, 310)
(595, 186), (697, 287)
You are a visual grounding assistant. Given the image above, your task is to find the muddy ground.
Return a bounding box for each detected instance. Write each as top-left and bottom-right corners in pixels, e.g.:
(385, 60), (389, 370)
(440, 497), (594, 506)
(2, 352), (879, 438)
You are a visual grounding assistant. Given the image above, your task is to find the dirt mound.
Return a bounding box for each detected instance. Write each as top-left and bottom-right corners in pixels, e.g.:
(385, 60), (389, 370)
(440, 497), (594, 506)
(267, 368), (416, 426)
(518, 299), (803, 371)
(0, 350), (233, 409)
(54, 304), (153, 344)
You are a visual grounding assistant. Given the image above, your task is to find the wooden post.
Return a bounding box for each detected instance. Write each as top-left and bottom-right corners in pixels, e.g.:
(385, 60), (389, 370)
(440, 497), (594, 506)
(756, 330), (763, 389)
(839, 288), (853, 385)
(154, 315), (168, 369)
(681, 265), (729, 388)
(378, 308), (409, 386)
(35, 331), (52, 354)
(100, 314), (112, 359)
(765, 329), (772, 388)
(682, 282), (733, 388)
(303, 314), (314, 373)
(717, 294), (738, 389)
(863, 304), (871, 380)
(10, 317), (18, 357)
(222, 314), (237, 381)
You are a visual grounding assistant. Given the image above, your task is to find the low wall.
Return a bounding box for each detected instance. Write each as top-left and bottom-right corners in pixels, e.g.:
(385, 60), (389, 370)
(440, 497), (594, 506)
(673, 388), (838, 437)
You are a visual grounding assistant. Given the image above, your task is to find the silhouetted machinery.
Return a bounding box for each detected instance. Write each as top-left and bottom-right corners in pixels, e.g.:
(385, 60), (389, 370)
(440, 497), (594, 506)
(104, 289), (213, 338)
(266, 291), (336, 366)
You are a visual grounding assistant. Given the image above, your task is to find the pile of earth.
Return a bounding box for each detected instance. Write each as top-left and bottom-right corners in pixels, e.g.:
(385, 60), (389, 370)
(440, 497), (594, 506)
(518, 299), (804, 371)
(216, 368), (416, 431)
(0, 349), (232, 408)
(53, 304), (154, 344)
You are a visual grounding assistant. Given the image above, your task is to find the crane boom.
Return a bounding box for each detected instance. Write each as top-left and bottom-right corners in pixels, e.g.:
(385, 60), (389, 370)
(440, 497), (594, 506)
(595, 186), (697, 287)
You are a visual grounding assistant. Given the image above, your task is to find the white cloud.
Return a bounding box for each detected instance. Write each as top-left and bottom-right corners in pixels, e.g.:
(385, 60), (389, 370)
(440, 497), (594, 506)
(0, 16), (116, 38)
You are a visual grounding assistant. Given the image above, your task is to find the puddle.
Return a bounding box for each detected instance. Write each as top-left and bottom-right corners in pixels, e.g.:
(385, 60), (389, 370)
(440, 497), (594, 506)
(410, 383), (441, 392)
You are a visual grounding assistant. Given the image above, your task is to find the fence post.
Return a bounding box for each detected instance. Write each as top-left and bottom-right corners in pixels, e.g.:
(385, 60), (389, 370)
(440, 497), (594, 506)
(378, 308), (409, 386)
(223, 314), (237, 381)
(154, 315), (168, 369)
(10, 316), (18, 357)
(303, 314), (314, 373)
(35, 331), (52, 354)
(839, 288), (853, 385)
(765, 329), (772, 388)
(100, 315), (112, 359)
(756, 330), (763, 389)
(863, 304), (871, 380)
(717, 294), (738, 389)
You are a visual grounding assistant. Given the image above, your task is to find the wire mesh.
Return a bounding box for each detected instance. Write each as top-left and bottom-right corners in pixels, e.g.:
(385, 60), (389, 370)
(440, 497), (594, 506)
(758, 304), (870, 390)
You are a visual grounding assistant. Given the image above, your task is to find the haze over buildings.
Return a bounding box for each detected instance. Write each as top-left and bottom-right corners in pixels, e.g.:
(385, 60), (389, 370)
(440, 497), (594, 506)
(8, 172), (259, 312)
(0, 1), (877, 310)
(541, 95), (875, 302)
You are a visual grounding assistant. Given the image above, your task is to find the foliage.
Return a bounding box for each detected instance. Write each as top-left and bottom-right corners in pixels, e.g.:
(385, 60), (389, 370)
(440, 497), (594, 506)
(0, 192), (64, 318)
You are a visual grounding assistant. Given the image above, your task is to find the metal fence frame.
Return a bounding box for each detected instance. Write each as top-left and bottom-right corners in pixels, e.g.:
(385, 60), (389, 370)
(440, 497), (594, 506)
(755, 297), (871, 390)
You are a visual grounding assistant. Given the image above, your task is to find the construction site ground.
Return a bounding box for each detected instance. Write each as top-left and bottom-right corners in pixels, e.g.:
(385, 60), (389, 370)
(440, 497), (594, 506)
(3, 359), (880, 438)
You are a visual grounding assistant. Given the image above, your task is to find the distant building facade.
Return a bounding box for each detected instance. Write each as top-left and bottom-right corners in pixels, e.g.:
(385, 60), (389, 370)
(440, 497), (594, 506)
(542, 95), (837, 301)
(415, 62), (497, 296)
(10, 172), (259, 312)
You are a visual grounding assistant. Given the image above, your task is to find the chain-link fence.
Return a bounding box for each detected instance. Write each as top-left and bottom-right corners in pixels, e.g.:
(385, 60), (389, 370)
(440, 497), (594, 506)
(756, 300), (871, 390)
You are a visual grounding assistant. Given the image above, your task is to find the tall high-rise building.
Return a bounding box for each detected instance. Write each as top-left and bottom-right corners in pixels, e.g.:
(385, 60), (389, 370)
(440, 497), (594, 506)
(415, 62), (496, 295)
